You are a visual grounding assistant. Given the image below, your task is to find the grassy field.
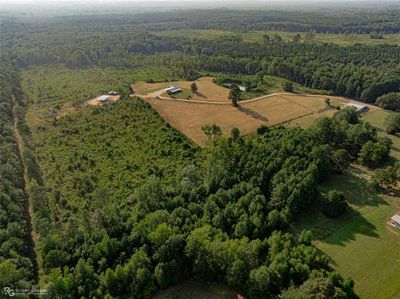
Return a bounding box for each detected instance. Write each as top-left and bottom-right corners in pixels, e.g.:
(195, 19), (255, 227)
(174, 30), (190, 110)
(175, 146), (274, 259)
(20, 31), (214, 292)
(153, 280), (237, 299)
(140, 77), (350, 145)
(294, 166), (400, 299)
(362, 110), (400, 160)
(145, 93), (350, 145)
(154, 29), (400, 46)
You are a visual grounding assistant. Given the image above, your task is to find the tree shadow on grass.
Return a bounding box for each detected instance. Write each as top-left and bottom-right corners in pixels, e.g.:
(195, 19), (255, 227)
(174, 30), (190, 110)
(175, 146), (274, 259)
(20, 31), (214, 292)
(295, 170), (384, 246)
(237, 106), (268, 122)
(195, 92), (208, 99)
(321, 207), (379, 247)
(320, 170), (387, 208)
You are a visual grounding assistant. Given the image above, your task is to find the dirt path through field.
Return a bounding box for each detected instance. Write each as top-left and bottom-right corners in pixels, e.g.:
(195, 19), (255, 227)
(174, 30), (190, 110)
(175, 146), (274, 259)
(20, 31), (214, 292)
(11, 96), (38, 281)
(140, 89), (377, 108)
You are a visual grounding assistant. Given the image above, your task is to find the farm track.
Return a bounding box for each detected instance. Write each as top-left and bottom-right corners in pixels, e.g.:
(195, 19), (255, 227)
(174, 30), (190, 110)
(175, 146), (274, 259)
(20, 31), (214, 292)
(141, 90), (382, 110)
(11, 96), (38, 281)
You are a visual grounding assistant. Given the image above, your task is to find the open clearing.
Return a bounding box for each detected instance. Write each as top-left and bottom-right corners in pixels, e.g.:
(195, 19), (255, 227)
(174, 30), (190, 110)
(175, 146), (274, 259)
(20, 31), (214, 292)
(294, 166), (400, 299)
(87, 95), (120, 105)
(133, 76), (230, 102)
(139, 78), (362, 145)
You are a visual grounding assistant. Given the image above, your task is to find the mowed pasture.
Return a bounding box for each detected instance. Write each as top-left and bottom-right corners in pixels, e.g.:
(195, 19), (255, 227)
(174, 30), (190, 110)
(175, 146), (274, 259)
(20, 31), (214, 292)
(294, 166), (400, 299)
(139, 78), (353, 145)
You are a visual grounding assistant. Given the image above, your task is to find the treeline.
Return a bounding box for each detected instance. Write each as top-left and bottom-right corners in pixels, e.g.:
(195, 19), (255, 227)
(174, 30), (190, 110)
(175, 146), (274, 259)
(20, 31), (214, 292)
(0, 59), (36, 288)
(36, 8), (400, 34)
(183, 38), (400, 104)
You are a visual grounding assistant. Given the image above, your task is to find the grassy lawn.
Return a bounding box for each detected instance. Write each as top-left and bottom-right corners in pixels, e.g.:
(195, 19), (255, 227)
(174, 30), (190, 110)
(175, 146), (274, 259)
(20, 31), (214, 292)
(294, 167), (400, 299)
(362, 110), (400, 160)
(152, 280), (237, 299)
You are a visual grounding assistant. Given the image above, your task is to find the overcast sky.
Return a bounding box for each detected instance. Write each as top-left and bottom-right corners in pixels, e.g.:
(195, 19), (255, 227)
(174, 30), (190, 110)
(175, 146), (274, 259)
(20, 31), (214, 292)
(2, 0), (391, 4)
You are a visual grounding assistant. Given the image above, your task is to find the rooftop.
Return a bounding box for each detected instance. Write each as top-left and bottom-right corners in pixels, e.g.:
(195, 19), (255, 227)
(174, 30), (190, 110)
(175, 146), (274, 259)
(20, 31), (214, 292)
(99, 95), (110, 101)
(345, 102), (367, 112)
(391, 214), (400, 224)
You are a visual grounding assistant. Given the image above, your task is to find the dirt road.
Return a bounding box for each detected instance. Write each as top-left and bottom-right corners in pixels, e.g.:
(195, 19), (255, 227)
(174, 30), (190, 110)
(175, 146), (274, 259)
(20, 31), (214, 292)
(11, 97), (38, 281)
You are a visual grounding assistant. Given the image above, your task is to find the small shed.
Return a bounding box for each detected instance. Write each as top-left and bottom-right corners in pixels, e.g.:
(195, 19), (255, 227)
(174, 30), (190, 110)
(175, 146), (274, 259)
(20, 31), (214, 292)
(238, 85), (246, 92)
(391, 215), (400, 225)
(98, 95), (110, 102)
(388, 214), (400, 228)
(165, 86), (182, 94)
(345, 103), (368, 113)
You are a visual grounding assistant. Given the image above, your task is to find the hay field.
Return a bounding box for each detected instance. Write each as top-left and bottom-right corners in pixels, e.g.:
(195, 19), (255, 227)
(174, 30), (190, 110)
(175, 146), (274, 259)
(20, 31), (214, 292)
(138, 77), (360, 146)
(146, 93), (349, 145)
(146, 98), (262, 145)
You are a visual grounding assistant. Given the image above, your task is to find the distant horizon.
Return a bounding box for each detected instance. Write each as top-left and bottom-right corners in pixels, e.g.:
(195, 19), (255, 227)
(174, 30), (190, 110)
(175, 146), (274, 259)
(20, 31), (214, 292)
(2, 0), (399, 17)
(2, 0), (399, 6)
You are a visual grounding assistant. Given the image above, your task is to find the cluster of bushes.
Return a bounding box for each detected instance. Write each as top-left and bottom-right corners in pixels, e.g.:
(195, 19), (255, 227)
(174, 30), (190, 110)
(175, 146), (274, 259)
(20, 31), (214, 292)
(372, 163), (400, 190)
(311, 107), (392, 168)
(376, 92), (400, 112)
(384, 113), (400, 134)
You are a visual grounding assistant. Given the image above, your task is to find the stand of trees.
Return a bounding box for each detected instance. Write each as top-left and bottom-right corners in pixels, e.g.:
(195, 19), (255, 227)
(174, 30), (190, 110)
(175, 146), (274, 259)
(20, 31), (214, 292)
(0, 60), (36, 288)
(376, 92), (400, 111)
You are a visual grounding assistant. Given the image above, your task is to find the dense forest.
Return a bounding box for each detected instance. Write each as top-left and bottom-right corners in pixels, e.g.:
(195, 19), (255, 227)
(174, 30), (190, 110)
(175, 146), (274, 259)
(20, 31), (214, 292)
(1, 14), (399, 109)
(0, 60), (37, 288)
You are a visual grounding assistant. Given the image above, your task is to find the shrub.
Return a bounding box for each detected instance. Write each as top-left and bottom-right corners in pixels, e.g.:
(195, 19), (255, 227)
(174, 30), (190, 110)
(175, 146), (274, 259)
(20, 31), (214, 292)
(322, 190), (347, 218)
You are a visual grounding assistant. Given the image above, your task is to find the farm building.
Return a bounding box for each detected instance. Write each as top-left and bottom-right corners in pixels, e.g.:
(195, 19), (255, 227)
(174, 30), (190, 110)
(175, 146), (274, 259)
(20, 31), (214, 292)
(108, 91), (119, 95)
(165, 86), (182, 94)
(345, 103), (368, 113)
(388, 214), (400, 228)
(98, 95), (110, 103)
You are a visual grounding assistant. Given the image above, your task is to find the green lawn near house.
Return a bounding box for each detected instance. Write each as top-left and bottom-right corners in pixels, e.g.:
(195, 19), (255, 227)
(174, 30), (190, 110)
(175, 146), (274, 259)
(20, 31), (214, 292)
(294, 167), (400, 299)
